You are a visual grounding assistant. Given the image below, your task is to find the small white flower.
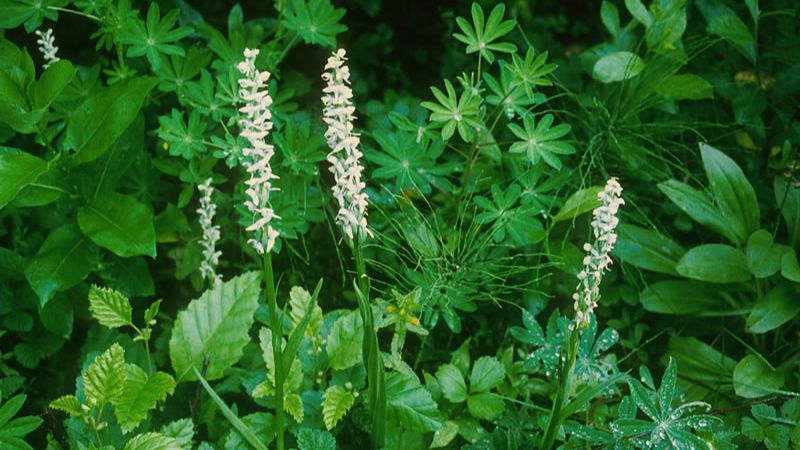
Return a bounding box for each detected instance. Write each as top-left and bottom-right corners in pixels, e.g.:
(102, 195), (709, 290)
(34, 28), (60, 69)
(197, 178), (222, 284)
(573, 178), (624, 329)
(238, 48), (280, 254)
(322, 49), (372, 241)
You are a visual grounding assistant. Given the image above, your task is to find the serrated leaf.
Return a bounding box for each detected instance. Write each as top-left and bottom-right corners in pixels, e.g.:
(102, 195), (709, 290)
(83, 343), (126, 406)
(322, 385), (354, 430)
(386, 371), (442, 432)
(284, 393), (304, 423)
(288, 285), (322, 336)
(326, 311), (363, 371)
(436, 364), (467, 403)
(160, 419), (194, 448)
(88, 285), (133, 328)
(49, 395), (82, 416)
(469, 356), (505, 393)
(77, 192), (157, 258)
(123, 432), (181, 450)
(114, 365), (176, 433)
(467, 392), (504, 420)
(296, 428), (336, 450)
(169, 272), (261, 382)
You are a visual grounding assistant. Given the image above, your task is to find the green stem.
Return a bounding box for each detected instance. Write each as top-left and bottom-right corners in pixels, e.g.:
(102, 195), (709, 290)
(264, 253), (285, 450)
(353, 238), (386, 448)
(540, 330), (579, 450)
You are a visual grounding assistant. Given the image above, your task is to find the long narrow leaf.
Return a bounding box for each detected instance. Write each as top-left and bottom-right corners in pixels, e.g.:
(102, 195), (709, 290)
(281, 278), (323, 370)
(193, 367), (268, 450)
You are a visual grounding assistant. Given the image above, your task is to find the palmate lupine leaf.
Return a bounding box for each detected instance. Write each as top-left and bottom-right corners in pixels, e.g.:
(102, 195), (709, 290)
(0, 394), (42, 450)
(508, 48), (557, 97)
(169, 271), (261, 382)
(421, 79), (482, 142)
(453, 2), (517, 63)
(474, 183), (541, 245)
(284, 0), (347, 48)
(119, 3), (193, 70)
(366, 129), (459, 194)
(508, 112), (574, 170)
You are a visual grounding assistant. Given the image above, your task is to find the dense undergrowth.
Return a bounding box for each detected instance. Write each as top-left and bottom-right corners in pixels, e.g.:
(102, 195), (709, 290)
(0, 0), (799, 448)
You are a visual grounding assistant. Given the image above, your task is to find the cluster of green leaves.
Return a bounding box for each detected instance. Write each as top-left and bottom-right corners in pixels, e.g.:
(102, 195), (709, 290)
(0, 0), (799, 449)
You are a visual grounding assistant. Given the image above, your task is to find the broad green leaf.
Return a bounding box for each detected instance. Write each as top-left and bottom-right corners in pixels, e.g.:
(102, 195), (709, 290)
(322, 385), (354, 430)
(24, 224), (100, 306)
(733, 354), (784, 398)
(467, 392), (504, 420)
(430, 420), (459, 448)
(122, 432), (181, 450)
(326, 310), (363, 371)
(49, 395), (82, 416)
(170, 272), (261, 382)
(614, 223), (685, 275)
(296, 428), (336, 450)
(78, 192), (156, 258)
(668, 336), (735, 381)
(701, 143), (759, 242)
(284, 393), (304, 423)
(83, 343), (126, 406)
(746, 283), (800, 334)
(656, 74), (713, 100)
(88, 285), (132, 328)
(708, 14), (753, 46)
(775, 177), (800, 250)
(625, 0), (652, 27)
(34, 59), (76, 109)
(115, 365), (176, 432)
(225, 413), (274, 450)
(593, 51), (645, 83)
(781, 250), (800, 282)
(640, 280), (721, 314)
(436, 364), (467, 403)
(0, 151), (48, 209)
(601, 1), (620, 37)
(469, 356), (505, 393)
(386, 371), (442, 432)
(65, 77), (157, 164)
(746, 230), (782, 278)
(676, 244), (750, 283)
(282, 280), (324, 371)
(658, 179), (740, 244)
(552, 186), (602, 222)
(0, 395), (25, 426)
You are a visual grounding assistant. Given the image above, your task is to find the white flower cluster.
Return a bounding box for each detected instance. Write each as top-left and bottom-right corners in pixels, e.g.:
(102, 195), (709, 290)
(321, 49), (372, 241)
(34, 28), (60, 69)
(237, 48), (280, 254)
(573, 178), (624, 329)
(197, 178), (222, 284)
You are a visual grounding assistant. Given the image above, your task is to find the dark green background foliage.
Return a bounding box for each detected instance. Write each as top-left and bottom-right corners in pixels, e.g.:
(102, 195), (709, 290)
(1, 0), (799, 448)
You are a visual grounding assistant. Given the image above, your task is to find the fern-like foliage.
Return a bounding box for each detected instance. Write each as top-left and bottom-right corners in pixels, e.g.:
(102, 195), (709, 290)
(169, 271), (261, 382)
